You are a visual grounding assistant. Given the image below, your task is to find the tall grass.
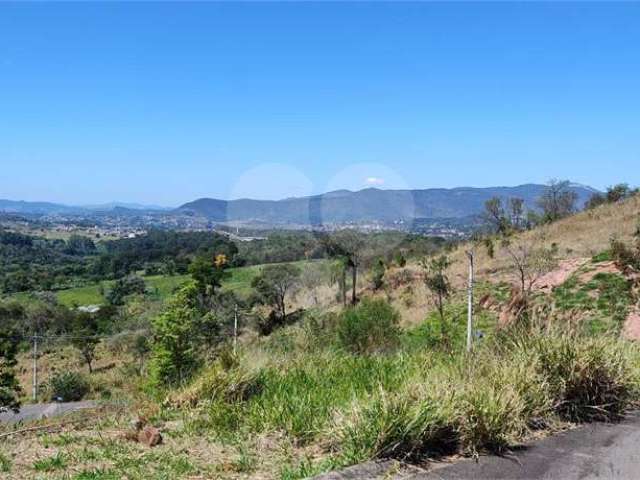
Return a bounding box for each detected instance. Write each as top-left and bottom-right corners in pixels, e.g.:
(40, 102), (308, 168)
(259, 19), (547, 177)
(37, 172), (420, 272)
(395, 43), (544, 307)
(171, 309), (640, 473)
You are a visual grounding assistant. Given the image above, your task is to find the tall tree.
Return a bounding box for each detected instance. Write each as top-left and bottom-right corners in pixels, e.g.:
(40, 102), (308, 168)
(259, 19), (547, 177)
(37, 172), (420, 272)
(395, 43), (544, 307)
(330, 257), (349, 306)
(483, 197), (509, 234)
(508, 197), (525, 229)
(421, 255), (452, 340)
(323, 230), (365, 304)
(537, 179), (578, 223)
(149, 282), (200, 387)
(251, 264), (301, 320)
(71, 312), (100, 374)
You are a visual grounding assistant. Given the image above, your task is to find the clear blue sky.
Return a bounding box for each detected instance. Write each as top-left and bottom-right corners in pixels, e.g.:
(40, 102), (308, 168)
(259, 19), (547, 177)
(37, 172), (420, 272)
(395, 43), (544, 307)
(1, 3), (639, 206)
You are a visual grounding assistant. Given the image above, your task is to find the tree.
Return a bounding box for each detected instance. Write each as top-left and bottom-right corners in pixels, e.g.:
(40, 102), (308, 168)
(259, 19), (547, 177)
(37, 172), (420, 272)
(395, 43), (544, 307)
(371, 258), (386, 290)
(330, 257), (349, 306)
(0, 328), (21, 413)
(501, 235), (557, 305)
(324, 230), (365, 304)
(106, 275), (146, 306)
(299, 263), (327, 306)
(508, 197), (525, 230)
(251, 264), (301, 320)
(64, 235), (96, 255)
(149, 282), (200, 387)
(131, 333), (151, 373)
(483, 197), (509, 234)
(606, 183), (632, 203)
(189, 253), (229, 301)
(421, 255), (452, 339)
(71, 312), (100, 373)
(537, 179), (578, 223)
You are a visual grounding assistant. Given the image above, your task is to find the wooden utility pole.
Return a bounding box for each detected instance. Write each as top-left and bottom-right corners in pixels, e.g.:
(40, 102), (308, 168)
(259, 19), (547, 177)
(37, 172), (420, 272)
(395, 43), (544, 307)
(32, 335), (38, 402)
(466, 250), (475, 352)
(233, 303), (238, 355)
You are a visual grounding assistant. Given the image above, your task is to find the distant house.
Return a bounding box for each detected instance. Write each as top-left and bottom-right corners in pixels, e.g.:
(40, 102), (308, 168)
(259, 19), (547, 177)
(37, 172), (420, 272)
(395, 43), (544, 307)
(77, 305), (101, 314)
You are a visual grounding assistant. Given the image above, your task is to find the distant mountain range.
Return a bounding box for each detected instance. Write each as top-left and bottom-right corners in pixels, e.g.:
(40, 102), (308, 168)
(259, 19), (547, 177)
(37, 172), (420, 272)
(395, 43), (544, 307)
(1, 183), (598, 227)
(0, 199), (171, 215)
(178, 183), (598, 226)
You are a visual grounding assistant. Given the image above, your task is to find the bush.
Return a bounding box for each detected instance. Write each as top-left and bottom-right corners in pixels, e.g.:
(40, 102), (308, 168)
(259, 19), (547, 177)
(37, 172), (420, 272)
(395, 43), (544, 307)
(528, 333), (636, 422)
(337, 390), (457, 463)
(47, 371), (90, 402)
(610, 237), (638, 269)
(337, 299), (400, 354)
(169, 359), (263, 408)
(456, 381), (525, 454)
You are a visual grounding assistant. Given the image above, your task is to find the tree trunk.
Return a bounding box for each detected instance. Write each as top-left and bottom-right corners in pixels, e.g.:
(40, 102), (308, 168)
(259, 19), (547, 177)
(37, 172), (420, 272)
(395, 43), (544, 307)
(351, 264), (357, 305)
(341, 270), (347, 306)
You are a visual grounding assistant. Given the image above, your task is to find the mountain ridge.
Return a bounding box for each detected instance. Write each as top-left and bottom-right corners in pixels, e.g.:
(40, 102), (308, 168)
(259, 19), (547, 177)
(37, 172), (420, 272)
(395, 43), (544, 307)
(178, 183), (597, 225)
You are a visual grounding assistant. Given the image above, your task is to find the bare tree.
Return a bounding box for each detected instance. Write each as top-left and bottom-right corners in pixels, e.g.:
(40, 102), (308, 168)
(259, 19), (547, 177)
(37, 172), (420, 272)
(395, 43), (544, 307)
(537, 179), (578, 223)
(501, 235), (557, 304)
(299, 262), (327, 306)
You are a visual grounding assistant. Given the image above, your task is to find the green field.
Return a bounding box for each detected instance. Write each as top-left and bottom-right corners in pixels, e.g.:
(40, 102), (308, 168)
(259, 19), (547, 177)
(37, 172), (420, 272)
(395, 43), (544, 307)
(36, 260), (325, 307)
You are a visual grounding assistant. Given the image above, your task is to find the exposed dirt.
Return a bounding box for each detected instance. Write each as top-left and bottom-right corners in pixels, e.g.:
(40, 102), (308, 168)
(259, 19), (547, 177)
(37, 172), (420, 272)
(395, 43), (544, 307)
(532, 258), (590, 293)
(623, 308), (640, 341)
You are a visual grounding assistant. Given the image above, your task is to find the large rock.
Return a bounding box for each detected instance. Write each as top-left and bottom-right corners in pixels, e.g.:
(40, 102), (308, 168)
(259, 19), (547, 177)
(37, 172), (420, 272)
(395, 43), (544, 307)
(137, 425), (163, 447)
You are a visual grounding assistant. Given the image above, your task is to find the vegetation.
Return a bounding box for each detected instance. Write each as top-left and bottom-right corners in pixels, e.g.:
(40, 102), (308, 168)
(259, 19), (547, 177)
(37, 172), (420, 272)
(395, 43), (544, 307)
(2, 185), (640, 479)
(0, 327), (21, 413)
(46, 371), (90, 402)
(337, 298), (400, 354)
(251, 263), (301, 322)
(421, 255), (452, 340)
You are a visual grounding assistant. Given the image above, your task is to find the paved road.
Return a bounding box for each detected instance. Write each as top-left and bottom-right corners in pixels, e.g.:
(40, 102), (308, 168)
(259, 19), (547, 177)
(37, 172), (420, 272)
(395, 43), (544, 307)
(317, 413), (640, 480)
(0, 401), (96, 424)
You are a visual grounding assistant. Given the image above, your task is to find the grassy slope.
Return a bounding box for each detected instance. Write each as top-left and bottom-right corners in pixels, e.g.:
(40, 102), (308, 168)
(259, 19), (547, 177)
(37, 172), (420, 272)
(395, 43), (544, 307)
(3, 201), (639, 479)
(448, 194), (640, 286)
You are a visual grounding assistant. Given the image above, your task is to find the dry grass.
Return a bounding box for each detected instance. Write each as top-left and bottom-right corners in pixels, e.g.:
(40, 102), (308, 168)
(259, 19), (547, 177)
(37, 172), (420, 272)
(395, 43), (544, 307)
(447, 195), (640, 287)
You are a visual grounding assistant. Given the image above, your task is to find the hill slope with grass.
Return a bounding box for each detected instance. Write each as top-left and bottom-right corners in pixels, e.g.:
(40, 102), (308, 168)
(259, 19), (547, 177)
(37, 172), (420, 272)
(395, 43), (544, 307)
(2, 196), (639, 480)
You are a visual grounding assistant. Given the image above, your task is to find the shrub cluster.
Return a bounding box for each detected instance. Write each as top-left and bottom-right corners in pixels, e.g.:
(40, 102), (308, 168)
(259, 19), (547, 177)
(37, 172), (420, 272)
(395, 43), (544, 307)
(161, 294), (639, 475)
(336, 298), (400, 354)
(336, 330), (639, 461)
(46, 371), (90, 402)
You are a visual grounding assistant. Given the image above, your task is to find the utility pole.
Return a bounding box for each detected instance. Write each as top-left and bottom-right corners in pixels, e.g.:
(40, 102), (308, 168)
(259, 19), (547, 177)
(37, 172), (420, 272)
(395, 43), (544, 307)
(233, 303), (238, 355)
(466, 250), (474, 352)
(32, 335), (38, 402)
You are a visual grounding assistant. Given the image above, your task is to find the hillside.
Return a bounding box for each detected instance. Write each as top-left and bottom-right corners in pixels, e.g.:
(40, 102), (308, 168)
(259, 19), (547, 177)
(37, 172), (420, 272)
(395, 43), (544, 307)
(376, 194), (640, 328)
(2, 195), (639, 480)
(178, 183), (597, 226)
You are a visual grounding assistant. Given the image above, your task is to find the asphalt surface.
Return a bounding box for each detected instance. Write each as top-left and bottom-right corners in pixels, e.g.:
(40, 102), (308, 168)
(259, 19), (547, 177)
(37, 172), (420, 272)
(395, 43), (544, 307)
(316, 413), (640, 480)
(0, 401), (96, 424)
(415, 413), (640, 479)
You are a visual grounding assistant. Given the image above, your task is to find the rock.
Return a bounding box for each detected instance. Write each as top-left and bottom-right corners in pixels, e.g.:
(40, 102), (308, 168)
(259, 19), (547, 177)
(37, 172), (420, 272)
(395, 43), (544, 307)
(138, 425), (163, 447)
(130, 416), (146, 431)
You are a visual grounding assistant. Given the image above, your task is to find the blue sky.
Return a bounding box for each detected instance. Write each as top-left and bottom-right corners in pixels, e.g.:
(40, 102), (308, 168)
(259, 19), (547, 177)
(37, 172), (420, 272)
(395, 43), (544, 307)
(1, 3), (639, 206)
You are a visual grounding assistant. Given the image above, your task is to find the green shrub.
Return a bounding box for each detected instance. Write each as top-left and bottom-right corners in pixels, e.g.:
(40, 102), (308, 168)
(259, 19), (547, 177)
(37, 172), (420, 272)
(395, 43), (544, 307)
(337, 299), (400, 354)
(337, 390), (457, 463)
(456, 381), (525, 454)
(530, 333), (636, 422)
(46, 371), (89, 402)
